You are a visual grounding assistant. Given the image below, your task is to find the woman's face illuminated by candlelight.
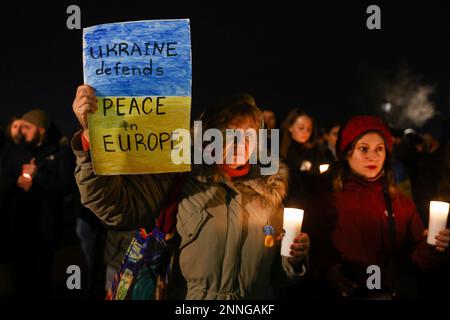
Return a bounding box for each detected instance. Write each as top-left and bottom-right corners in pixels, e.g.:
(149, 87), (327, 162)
(347, 132), (386, 179)
(289, 115), (313, 144)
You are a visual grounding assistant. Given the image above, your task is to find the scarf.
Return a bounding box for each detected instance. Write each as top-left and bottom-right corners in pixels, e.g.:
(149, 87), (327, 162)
(218, 163), (251, 179)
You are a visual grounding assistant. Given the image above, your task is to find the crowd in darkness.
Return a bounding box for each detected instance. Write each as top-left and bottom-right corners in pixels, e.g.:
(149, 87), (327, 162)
(0, 94), (448, 299)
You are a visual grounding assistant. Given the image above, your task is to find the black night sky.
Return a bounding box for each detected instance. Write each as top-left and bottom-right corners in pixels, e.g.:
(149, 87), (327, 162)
(1, 1), (449, 136)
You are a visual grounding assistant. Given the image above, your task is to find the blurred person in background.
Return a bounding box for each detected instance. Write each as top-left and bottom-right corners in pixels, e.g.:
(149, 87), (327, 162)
(320, 120), (341, 163)
(280, 108), (325, 200)
(5, 109), (74, 297)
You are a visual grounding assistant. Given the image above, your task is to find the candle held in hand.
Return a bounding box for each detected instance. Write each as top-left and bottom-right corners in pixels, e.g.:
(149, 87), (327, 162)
(427, 201), (449, 245)
(319, 164), (330, 174)
(281, 208), (304, 257)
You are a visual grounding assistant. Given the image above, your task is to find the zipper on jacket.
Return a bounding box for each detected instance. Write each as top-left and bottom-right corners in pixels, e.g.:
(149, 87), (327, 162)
(232, 193), (244, 295)
(217, 189), (232, 292)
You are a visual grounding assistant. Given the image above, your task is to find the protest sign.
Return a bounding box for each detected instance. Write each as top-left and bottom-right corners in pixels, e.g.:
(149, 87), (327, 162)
(83, 19), (191, 174)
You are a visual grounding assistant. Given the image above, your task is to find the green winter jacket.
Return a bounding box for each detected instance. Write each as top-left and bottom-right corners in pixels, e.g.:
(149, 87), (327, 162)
(73, 131), (305, 299)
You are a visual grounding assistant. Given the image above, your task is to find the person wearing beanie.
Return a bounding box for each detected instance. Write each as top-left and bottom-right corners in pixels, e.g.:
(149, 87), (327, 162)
(4, 108), (75, 297)
(308, 115), (449, 300)
(20, 109), (50, 147)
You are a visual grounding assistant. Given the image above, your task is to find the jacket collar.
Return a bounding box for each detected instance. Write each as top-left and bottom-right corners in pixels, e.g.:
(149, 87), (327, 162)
(344, 171), (385, 192)
(191, 162), (289, 206)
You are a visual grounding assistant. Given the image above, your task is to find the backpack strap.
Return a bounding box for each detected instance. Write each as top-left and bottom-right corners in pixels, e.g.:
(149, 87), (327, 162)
(383, 186), (396, 254)
(383, 184), (400, 299)
(156, 173), (187, 238)
(106, 173), (187, 300)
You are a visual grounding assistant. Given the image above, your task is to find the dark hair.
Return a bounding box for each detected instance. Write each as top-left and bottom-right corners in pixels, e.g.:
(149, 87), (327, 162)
(6, 116), (20, 139)
(331, 130), (398, 196)
(324, 119), (342, 135)
(262, 109), (279, 129)
(280, 108), (317, 159)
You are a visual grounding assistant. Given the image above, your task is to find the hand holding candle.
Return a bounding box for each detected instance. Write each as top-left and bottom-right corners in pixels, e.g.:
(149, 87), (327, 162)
(22, 173), (32, 179)
(22, 158), (37, 179)
(427, 201), (449, 247)
(432, 229), (450, 252)
(281, 208), (304, 257)
(287, 232), (310, 270)
(17, 174), (33, 192)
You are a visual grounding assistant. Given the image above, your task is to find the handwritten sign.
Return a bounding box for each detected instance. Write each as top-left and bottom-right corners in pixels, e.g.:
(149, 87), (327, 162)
(83, 19), (191, 175)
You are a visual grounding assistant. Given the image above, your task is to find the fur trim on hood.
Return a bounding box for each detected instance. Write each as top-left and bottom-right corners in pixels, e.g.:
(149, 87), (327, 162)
(192, 161), (289, 206)
(234, 162), (289, 206)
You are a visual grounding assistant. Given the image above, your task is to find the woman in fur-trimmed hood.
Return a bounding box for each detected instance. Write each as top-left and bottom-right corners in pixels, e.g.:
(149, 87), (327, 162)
(72, 86), (310, 299)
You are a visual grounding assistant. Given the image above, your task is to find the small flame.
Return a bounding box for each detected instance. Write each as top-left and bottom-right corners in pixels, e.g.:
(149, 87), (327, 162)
(319, 164), (330, 174)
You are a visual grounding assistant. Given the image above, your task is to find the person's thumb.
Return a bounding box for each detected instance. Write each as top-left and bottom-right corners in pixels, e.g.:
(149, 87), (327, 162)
(30, 158), (36, 165)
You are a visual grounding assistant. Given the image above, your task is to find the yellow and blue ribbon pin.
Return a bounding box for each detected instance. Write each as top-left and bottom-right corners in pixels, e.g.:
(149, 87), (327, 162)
(263, 224), (275, 248)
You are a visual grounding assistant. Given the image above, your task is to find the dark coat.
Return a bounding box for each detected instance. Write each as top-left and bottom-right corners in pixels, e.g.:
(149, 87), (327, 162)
(2, 135), (75, 295)
(327, 174), (446, 298)
(284, 142), (326, 202)
(9, 141), (74, 241)
(286, 172), (448, 299)
(332, 176), (443, 270)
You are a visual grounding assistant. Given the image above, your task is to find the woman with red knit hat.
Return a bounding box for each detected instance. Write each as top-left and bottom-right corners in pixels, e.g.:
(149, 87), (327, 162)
(313, 115), (450, 299)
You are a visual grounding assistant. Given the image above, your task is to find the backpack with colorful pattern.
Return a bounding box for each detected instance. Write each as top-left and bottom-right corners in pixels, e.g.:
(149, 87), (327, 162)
(106, 174), (186, 300)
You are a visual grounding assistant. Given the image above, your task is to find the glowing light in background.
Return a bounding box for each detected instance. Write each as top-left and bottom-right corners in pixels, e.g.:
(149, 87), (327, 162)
(319, 164), (330, 174)
(381, 102), (392, 113)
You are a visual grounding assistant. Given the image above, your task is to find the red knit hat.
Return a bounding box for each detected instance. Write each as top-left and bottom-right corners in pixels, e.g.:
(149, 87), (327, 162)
(336, 116), (393, 160)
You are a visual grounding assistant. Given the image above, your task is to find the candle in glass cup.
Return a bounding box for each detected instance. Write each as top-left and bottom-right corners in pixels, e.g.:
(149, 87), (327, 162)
(427, 201), (449, 245)
(281, 208), (304, 257)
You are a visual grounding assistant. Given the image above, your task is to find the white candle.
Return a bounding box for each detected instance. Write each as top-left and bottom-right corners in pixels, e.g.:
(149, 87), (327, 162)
(281, 208), (304, 257)
(319, 164), (330, 174)
(427, 201), (449, 245)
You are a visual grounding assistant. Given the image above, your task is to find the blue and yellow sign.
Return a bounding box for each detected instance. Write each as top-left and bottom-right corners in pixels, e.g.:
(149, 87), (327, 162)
(83, 19), (191, 175)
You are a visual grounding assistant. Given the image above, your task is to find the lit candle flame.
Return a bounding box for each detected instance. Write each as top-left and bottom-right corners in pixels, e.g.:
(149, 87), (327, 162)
(22, 173), (31, 179)
(319, 164), (330, 174)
